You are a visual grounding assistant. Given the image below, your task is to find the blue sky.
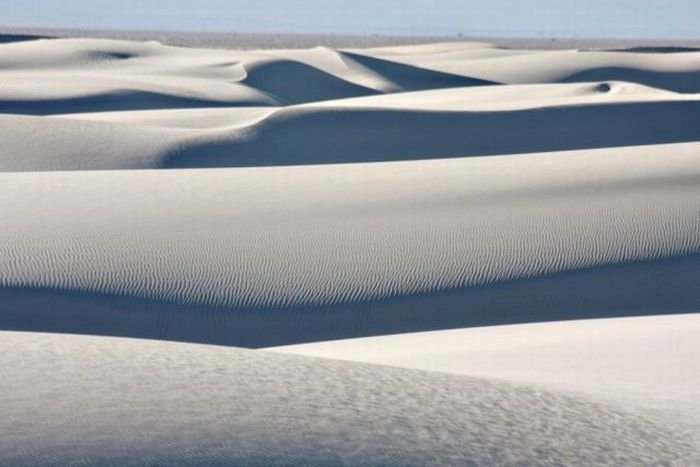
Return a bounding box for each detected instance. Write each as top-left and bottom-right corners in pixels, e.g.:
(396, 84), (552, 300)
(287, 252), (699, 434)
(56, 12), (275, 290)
(1, 0), (698, 38)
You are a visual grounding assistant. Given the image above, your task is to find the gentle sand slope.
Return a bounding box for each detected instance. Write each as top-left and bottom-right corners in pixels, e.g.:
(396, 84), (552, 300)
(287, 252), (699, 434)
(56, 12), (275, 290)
(1, 331), (698, 466)
(270, 314), (700, 424)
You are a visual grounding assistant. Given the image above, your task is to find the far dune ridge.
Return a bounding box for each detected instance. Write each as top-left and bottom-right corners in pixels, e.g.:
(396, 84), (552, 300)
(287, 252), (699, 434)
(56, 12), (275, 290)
(0, 35), (699, 465)
(1, 38), (700, 171)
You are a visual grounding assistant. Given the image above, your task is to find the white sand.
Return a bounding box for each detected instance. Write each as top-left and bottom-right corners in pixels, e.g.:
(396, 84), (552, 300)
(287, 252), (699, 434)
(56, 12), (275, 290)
(1, 143), (698, 346)
(1, 330), (698, 466)
(270, 314), (700, 421)
(1, 36), (699, 464)
(1, 38), (699, 171)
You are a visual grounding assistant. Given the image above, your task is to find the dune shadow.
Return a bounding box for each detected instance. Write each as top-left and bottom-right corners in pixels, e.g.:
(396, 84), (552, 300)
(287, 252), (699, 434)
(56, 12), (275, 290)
(0, 90), (273, 115)
(562, 67), (700, 93)
(1, 254), (698, 348)
(340, 51), (499, 90)
(0, 33), (49, 44)
(604, 46), (700, 54)
(241, 59), (380, 104)
(167, 100), (700, 168)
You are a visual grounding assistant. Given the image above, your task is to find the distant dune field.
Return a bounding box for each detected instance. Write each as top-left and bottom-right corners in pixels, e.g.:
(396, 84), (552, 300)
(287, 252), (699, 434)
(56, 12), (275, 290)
(0, 34), (698, 465)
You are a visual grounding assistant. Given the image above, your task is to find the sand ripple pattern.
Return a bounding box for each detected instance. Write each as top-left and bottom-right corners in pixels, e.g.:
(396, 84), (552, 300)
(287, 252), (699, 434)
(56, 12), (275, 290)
(1, 145), (698, 311)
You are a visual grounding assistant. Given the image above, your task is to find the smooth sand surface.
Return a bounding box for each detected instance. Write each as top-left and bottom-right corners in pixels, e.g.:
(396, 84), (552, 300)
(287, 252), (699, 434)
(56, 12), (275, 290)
(1, 36), (699, 464)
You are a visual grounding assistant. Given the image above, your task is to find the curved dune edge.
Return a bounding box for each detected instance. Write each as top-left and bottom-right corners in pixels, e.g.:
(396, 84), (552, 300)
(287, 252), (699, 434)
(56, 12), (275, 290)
(1, 86), (699, 172)
(166, 99), (700, 168)
(1, 255), (698, 348)
(0, 330), (698, 466)
(356, 43), (700, 93)
(269, 314), (700, 424)
(1, 38), (699, 172)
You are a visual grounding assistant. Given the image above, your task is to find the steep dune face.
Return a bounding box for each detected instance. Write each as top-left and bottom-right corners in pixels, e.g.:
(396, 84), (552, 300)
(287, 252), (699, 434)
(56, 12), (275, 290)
(239, 58), (380, 103)
(339, 50), (498, 91)
(1, 331), (697, 466)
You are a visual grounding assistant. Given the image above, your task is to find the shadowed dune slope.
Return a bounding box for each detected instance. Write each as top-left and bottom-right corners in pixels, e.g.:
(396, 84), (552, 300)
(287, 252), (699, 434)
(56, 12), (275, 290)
(0, 33), (49, 44)
(359, 44), (700, 93)
(339, 50), (498, 91)
(560, 67), (700, 93)
(168, 99), (700, 168)
(607, 46), (700, 53)
(0, 38), (497, 115)
(1, 90), (699, 172)
(0, 89), (275, 115)
(239, 58), (381, 104)
(0, 144), (698, 347)
(1, 331), (698, 466)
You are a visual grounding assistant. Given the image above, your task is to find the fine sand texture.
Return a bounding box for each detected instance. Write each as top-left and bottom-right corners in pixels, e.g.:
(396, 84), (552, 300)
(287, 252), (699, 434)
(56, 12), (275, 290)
(270, 314), (700, 425)
(0, 331), (698, 466)
(1, 35), (699, 465)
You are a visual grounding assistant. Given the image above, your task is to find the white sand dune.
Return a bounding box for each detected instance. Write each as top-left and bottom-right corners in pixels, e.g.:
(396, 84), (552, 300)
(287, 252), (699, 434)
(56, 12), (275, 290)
(357, 43), (700, 93)
(1, 38), (699, 172)
(270, 314), (700, 423)
(1, 331), (698, 466)
(1, 144), (698, 346)
(0, 38), (495, 115)
(166, 98), (700, 168)
(1, 36), (699, 463)
(1, 84), (699, 171)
